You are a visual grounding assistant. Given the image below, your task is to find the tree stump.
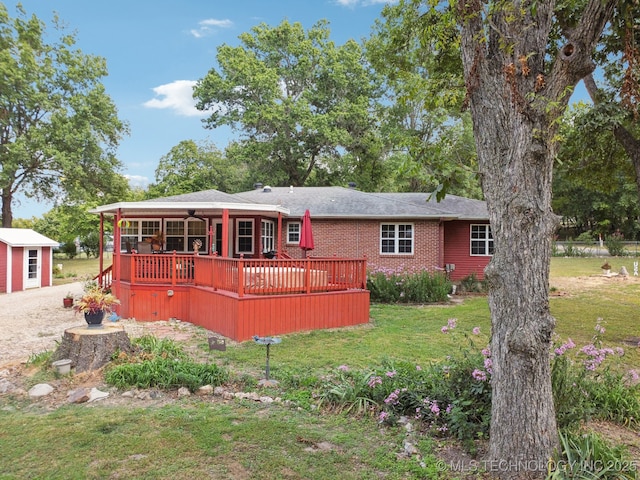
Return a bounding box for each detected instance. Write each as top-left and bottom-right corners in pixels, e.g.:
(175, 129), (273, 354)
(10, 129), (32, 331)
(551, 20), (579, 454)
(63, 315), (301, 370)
(52, 324), (134, 373)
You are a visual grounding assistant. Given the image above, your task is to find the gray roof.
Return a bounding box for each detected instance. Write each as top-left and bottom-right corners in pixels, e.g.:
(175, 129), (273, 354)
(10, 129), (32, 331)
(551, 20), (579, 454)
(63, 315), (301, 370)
(235, 186), (488, 220)
(143, 189), (251, 204)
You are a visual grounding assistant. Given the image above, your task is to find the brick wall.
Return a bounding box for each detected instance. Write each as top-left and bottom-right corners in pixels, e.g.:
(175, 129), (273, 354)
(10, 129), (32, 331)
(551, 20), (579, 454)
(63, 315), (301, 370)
(282, 218), (443, 273)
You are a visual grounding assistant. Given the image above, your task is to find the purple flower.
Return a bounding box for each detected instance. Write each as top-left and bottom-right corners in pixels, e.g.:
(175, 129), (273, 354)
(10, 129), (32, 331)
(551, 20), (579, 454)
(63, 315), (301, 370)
(385, 371), (397, 378)
(430, 402), (440, 415)
(472, 369), (487, 382)
(447, 318), (457, 329)
(337, 365), (349, 372)
(481, 347), (491, 358)
(384, 389), (401, 405)
(472, 327), (481, 335)
(378, 411), (389, 422)
(441, 326), (449, 334)
(367, 375), (382, 388)
(415, 365), (422, 371)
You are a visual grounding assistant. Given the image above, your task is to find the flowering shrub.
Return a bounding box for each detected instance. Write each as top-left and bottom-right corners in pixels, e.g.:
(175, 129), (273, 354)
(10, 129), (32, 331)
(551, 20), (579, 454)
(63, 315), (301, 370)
(552, 320), (640, 429)
(367, 265), (451, 304)
(319, 321), (492, 446)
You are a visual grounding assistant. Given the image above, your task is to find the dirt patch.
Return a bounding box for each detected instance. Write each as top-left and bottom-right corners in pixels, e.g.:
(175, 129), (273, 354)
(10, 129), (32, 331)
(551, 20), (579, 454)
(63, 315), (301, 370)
(550, 273), (640, 296)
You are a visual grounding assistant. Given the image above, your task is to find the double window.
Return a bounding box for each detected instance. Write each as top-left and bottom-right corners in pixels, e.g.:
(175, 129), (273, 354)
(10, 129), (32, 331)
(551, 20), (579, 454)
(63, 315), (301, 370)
(119, 220), (161, 252)
(380, 223), (414, 255)
(119, 219), (208, 253)
(471, 224), (493, 256)
(165, 220), (208, 253)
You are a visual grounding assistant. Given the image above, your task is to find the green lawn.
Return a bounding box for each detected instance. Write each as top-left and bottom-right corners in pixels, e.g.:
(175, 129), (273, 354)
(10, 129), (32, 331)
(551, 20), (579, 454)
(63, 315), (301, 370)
(2, 256), (636, 479)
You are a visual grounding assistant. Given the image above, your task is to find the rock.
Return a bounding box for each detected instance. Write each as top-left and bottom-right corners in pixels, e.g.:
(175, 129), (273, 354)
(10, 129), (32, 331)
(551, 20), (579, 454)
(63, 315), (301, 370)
(68, 388), (91, 404)
(0, 378), (17, 394)
(177, 387), (191, 397)
(403, 441), (419, 456)
(222, 391), (235, 400)
(197, 385), (213, 396)
(259, 396), (274, 404)
(88, 387), (109, 402)
(213, 386), (225, 396)
(28, 383), (54, 397)
(121, 390), (135, 398)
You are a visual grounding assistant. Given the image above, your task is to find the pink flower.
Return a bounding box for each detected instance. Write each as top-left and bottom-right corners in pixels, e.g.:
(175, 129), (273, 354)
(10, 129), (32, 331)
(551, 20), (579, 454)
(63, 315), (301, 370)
(472, 327), (481, 335)
(441, 326), (449, 334)
(472, 369), (487, 382)
(378, 411), (389, 422)
(337, 365), (349, 372)
(415, 365), (422, 371)
(385, 371), (397, 378)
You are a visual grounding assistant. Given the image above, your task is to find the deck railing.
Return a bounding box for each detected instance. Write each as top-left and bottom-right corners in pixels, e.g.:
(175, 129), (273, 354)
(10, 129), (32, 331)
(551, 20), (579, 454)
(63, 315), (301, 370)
(119, 253), (367, 297)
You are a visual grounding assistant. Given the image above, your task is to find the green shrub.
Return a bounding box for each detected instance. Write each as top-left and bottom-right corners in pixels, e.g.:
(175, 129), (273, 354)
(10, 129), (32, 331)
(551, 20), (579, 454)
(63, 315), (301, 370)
(605, 232), (626, 257)
(457, 273), (487, 294)
(367, 267), (451, 304)
(105, 335), (229, 391)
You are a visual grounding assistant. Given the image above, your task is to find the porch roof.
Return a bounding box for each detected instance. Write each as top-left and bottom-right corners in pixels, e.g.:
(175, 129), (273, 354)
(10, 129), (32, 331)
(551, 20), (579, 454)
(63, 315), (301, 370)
(90, 201), (290, 218)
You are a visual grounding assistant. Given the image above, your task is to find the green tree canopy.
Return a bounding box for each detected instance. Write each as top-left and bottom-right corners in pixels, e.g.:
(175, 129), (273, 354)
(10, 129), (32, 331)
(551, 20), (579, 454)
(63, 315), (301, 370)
(366, 2), (481, 198)
(193, 19), (385, 189)
(0, 4), (128, 227)
(148, 140), (248, 198)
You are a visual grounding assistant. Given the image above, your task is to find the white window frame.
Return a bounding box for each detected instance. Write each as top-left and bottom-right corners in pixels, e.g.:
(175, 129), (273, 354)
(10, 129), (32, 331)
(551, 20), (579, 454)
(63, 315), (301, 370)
(287, 221), (301, 244)
(380, 223), (414, 255)
(119, 220), (162, 252)
(470, 224), (494, 256)
(163, 219), (209, 253)
(236, 218), (254, 255)
(261, 219), (275, 253)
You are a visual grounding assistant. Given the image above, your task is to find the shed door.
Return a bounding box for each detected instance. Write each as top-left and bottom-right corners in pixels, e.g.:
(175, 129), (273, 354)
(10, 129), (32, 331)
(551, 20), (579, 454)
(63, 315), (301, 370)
(24, 248), (41, 289)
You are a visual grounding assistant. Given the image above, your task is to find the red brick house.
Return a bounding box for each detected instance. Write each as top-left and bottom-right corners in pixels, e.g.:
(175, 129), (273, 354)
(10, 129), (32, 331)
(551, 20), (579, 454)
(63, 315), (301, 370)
(91, 186), (490, 341)
(234, 186), (491, 282)
(0, 228), (59, 293)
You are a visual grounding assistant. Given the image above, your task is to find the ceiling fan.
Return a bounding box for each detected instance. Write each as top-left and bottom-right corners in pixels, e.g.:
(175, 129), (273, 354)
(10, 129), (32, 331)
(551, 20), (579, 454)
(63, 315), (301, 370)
(184, 209), (206, 221)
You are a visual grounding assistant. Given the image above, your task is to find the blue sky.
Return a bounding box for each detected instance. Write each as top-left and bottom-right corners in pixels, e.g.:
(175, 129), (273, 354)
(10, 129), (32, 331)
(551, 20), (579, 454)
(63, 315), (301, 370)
(6, 0), (393, 218)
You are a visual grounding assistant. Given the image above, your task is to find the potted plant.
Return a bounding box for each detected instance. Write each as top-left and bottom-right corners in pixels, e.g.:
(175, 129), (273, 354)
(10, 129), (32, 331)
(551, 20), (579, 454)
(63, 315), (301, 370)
(601, 262), (612, 275)
(63, 292), (74, 308)
(74, 283), (120, 328)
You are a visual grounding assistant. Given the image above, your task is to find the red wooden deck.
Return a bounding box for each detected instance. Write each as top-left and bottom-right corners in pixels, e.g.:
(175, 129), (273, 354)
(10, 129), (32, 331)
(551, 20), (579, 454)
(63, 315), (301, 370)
(111, 254), (370, 342)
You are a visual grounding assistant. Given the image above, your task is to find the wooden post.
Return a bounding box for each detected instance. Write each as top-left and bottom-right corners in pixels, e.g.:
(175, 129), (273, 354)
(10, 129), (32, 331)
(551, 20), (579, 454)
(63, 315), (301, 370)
(222, 209), (229, 258)
(238, 255), (244, 298)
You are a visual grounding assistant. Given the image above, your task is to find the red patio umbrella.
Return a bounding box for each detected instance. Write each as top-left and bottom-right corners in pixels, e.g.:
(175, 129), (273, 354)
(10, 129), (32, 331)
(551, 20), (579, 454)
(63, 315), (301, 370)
(299, 209), (315, 256)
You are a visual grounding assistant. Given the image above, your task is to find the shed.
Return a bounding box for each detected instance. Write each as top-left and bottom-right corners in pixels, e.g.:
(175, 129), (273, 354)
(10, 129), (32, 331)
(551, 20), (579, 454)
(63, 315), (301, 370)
(0, 228), (59, 293)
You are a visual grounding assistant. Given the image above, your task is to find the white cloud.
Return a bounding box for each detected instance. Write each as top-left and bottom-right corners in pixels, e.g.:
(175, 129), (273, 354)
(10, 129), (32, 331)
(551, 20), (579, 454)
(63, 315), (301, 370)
(190, 18), (233, 38)
(125, 175), (150, 189)
(143, 80), (206, 117)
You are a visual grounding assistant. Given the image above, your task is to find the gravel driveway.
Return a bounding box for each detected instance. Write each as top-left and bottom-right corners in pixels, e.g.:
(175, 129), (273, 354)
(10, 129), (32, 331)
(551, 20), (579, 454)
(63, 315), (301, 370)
(1, 282), (92, 366)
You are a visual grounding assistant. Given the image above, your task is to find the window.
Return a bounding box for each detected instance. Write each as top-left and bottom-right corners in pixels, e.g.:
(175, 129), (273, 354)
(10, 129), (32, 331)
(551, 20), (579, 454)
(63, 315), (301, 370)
(236, 219), (254, 254)
(287, 222), (300, 244)
(261, 220), (275, 253)
(380, 223), (414, 255)
(119, 220), (162, 252)
(187, 221), (207, 253)
(165, 221), (185, 252)
(471, 224), (494, 256)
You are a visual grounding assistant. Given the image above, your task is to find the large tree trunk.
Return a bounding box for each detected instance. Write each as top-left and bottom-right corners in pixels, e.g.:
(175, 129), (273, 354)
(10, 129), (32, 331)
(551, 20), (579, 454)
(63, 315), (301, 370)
(457, 0), (616, 476)
(1, 189), (12, 228)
